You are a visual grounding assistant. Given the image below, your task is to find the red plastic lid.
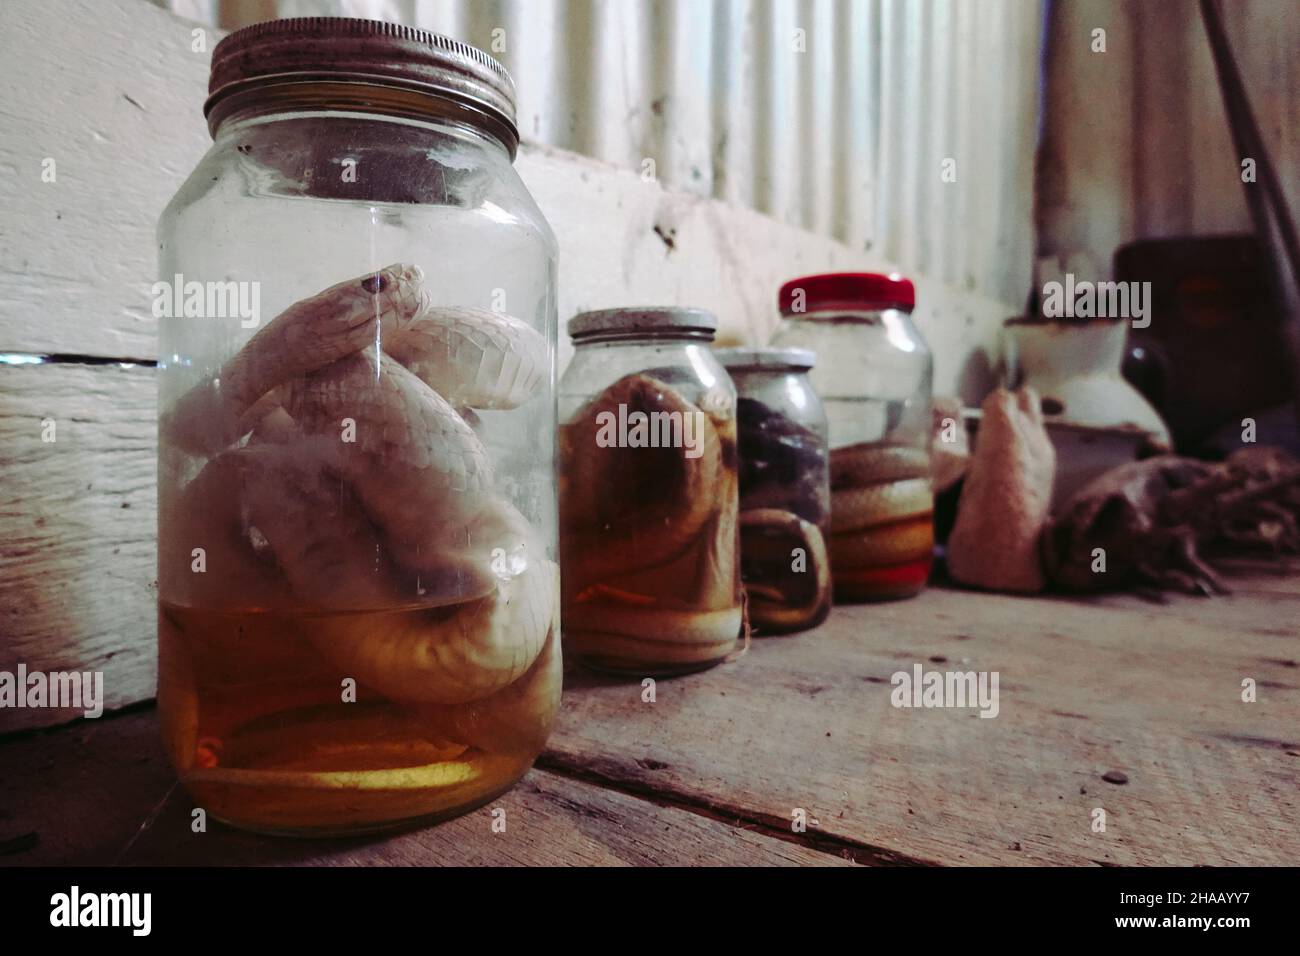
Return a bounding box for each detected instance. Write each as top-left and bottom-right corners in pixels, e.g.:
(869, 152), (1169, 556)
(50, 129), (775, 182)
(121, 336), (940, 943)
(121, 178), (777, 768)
(778, 272), (915, 315)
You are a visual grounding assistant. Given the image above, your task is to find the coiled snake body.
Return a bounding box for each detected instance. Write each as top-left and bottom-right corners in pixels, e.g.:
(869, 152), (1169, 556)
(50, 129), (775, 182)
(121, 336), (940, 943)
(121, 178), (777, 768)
(162, 264), (557, 750)
(560, 373), (744, 670)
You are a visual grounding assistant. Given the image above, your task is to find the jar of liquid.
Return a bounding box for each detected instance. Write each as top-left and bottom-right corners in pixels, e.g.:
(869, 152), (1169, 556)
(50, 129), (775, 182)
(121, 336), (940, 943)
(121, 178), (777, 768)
(714, 348), (831, 633)
(769, 274), (934, 600)
(156, 19), (559, 834)
(559, 308), (742, 674)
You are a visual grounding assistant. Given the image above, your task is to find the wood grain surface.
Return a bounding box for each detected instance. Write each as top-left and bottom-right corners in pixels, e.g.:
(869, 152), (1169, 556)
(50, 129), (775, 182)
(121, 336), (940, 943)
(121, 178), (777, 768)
(0, 707), (847, 867)
(0, 362), (158, 731)
(543, 580), (1300, 866)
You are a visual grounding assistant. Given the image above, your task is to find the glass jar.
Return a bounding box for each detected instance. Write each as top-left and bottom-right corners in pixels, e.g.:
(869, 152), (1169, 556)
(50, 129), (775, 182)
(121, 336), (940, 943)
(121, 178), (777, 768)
(155, 19), (559, 835)
(559, 308), (742, 675)
(769, 273), (934, 601)
(714, 348), (831, 633)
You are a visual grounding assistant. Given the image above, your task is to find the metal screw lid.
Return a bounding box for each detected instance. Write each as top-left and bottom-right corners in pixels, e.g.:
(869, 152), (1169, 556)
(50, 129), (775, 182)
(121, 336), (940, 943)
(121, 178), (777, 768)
(568, 307), (719, 342)
(205, 18), (517, 150)
(713, 347), (816, 371)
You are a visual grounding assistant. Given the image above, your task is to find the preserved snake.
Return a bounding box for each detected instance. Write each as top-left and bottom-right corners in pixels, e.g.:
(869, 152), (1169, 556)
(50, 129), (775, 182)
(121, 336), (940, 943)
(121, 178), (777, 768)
(731, 394), (832, 633)
(157, 264), (558, 832)
(559, 372), (744, 673)
(828, 442), (935, 600)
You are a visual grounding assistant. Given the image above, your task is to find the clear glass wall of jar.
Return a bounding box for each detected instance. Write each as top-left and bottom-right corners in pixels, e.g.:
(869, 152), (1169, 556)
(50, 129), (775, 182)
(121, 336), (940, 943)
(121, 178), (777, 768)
(559, 308), (742, 674)
(769, 274), (934, 601)
(715, 348), (831, 633)
(155, 19), (559, 835)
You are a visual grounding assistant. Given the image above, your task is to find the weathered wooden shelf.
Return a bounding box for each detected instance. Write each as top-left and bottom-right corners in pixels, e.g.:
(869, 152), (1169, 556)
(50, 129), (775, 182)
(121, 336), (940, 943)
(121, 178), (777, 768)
(3, 571), (1296, 867)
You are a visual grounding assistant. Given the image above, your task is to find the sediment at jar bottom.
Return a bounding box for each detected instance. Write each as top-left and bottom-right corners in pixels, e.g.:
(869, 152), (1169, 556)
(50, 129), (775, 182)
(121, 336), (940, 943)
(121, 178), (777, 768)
(159, 595), (560, 835)
(829, 442), (935, 601)
(559, 372), (743, 674)
(739, 508), (831, 634)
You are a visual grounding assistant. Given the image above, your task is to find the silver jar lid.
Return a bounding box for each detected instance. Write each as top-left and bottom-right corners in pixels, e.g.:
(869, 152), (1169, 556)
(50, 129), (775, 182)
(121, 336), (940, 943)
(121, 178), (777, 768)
(714, 347), (816, 371)
(205, 18), (518, 151)
(568, 307), (718, 342)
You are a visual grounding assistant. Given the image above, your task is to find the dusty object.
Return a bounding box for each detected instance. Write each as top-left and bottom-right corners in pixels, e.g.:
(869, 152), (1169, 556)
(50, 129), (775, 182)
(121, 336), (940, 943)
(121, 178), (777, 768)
(718, 354), (831, 634)
(1043, 447), (1300, 594)
(1004, 311), (1171, 448)
(1041, 419), (1148, 510)
(947, 387), (1056, 593)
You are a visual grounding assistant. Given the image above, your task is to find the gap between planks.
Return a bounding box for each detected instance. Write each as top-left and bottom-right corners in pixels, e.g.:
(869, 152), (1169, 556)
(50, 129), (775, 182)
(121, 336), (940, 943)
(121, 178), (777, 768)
(535, 750), (934, 866)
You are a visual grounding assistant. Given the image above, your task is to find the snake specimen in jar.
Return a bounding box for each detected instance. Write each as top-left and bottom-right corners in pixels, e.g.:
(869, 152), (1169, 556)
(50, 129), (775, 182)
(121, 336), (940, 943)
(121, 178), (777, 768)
(163, 264), (558, 746)
(560, 373), (744, 669)
(827, 443), (935, 578)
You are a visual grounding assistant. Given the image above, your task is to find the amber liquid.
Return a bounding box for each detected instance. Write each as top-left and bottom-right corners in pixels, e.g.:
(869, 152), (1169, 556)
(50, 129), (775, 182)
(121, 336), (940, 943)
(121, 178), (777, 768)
(563, 525), (743, 676)
(559, 404), (743, 676)
(158, 601), (552, 835)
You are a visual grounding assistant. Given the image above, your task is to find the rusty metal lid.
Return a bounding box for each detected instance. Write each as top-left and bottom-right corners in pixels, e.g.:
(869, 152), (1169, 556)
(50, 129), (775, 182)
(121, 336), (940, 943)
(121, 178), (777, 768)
(568, 307), (719, 342)
(205, 17), (517, 150)
(714, 347), (816, 371)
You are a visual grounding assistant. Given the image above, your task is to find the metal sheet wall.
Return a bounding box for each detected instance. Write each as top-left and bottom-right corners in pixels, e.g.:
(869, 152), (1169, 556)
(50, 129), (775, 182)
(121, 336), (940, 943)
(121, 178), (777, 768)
(164, 0), (1044, 307)
(1037, 0), (1300, 282)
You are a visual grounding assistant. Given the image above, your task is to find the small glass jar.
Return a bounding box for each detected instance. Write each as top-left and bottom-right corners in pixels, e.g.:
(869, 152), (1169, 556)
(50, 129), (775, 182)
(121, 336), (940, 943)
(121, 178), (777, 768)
(714, 348), (831, 633)
(156, 19), (559, 834)
(769, 273), (934, 601)
(559, 308), (742, 674)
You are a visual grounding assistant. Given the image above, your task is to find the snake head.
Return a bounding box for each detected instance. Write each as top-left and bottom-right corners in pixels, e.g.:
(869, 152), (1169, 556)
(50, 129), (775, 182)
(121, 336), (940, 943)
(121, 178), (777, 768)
(363, 262), (430, 336)
(361, 262), (426, 328)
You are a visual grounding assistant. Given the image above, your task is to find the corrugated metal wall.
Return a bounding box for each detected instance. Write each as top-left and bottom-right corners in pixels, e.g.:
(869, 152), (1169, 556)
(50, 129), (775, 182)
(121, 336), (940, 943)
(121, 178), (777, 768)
(164, 0), (1044, 307)
(1037, 0), (1300, 281)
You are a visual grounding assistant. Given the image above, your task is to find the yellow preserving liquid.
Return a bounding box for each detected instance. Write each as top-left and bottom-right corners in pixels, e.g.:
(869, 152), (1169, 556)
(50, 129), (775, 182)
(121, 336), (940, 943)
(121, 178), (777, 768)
(563, 522), (743, 675)
(158, 601), (558, 836)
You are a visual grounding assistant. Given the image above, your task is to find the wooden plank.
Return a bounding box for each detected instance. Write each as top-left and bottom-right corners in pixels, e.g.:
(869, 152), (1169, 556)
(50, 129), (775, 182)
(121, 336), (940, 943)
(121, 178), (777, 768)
(544, 581), (1300, 866)
(0, 362), (158, 732)
(0, 707), (849, 867)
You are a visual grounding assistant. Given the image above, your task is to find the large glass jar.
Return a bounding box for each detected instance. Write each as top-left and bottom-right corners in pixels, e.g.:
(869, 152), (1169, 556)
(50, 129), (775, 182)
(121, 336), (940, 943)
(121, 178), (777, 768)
(155, 19), (559, 835)
(714, 348), (831, 633)
(559, 308), (742, 675)
(769, 274), (934, 601)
